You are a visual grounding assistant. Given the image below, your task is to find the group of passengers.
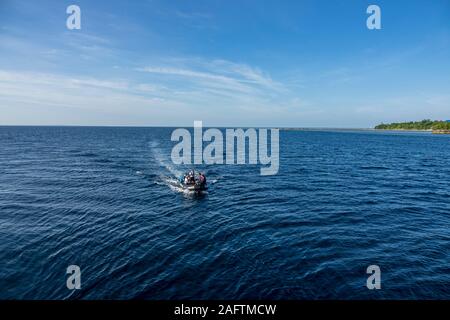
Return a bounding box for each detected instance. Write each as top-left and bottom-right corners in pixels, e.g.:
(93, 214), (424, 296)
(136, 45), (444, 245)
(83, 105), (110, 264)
(182, 170), (206, 186)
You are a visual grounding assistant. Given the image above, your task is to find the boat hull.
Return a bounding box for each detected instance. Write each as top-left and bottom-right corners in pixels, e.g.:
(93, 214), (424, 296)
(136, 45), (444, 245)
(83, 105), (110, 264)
(182, 184), (207, 192)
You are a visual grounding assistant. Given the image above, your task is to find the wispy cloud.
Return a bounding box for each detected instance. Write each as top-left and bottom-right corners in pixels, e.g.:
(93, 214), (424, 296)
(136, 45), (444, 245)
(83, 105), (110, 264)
(137, 58), (285, 98)
(0, 70), (180, 118)
(0, 66), (294, 126)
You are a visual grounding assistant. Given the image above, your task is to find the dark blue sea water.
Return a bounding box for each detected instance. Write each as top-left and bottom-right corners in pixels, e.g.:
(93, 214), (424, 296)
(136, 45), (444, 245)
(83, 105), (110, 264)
(0, 126), (449, 299)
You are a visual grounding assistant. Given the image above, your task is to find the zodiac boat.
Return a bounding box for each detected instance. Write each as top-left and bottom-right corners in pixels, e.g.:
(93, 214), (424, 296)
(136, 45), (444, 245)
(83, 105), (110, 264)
(179, 170), (207, 192)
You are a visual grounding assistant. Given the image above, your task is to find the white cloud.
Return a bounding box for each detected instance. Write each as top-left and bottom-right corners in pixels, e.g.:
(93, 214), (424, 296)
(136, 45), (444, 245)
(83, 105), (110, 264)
(0, 70), (184, 124)
(0, 55), (307, 126)
(137, 58), (286, 100)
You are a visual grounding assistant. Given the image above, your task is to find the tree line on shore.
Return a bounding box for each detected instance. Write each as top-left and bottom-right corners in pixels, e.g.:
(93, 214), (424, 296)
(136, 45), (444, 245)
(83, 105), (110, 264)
(375, 119), (450, 130)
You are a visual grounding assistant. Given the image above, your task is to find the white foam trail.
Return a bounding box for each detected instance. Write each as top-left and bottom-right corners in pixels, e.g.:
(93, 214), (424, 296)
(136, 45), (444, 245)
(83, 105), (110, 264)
(165, 177), (203, 195)
(149, 141), (182, 178)
(149, 140), (213, 194)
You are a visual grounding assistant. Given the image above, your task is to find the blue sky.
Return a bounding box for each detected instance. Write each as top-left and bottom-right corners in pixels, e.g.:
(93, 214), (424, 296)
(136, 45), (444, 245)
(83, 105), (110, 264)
(0, 0), (449, 127)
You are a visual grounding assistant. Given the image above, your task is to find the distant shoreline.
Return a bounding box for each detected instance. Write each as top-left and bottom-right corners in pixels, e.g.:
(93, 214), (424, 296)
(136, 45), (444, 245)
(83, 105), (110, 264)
(374, 128), (432, 132)
(375, 128), (450, 134)
(374, 119), (450, 134)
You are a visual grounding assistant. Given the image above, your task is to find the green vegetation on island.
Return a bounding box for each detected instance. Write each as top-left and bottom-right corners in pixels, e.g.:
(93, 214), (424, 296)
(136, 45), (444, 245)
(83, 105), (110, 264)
(375, 119), (450, 132)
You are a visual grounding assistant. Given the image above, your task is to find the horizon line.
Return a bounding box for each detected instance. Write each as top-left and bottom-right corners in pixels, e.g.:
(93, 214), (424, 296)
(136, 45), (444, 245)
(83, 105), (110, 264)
(0, 124), (376, 129)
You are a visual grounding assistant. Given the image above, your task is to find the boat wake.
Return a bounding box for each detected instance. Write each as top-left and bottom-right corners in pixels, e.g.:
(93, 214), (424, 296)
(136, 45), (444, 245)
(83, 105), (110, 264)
(149, 141), (182, 178)
(149, 140), (220, 194)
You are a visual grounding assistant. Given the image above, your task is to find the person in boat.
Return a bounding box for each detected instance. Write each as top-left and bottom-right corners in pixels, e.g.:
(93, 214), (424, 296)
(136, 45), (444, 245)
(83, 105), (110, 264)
(197, 172), (206, 187)
(182, 170), (195, 185)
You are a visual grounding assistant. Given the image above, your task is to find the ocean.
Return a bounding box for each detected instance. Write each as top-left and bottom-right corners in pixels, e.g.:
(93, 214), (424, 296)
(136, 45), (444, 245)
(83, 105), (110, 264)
(0, 126), (449, 299)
